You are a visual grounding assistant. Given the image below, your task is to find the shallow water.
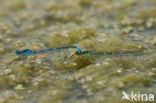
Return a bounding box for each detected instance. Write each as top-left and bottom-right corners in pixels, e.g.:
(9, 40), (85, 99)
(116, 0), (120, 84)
(0, 0), (156, 103)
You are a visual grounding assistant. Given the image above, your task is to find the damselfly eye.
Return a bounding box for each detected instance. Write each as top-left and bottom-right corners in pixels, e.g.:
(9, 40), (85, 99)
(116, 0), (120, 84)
(15, 50), (20, 55)
(75, 51), (80, 55)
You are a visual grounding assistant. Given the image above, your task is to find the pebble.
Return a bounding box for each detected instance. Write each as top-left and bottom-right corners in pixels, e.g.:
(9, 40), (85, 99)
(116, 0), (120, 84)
(95, 63), (100, 67)
(116, 69), (122, 73)
(14, 84), (26, 90)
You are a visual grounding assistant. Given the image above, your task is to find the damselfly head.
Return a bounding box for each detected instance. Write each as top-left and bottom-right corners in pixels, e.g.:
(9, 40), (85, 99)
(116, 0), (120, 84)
(75, 51), (81, 55)
(75, 50), (92, 55)
(75, 46), (82, 53)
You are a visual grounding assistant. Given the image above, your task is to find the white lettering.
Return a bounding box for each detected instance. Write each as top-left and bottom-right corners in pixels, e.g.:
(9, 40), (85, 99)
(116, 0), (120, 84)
(131, 91), (137, 101)
(149, 94), (154, 101)
(121, 91), (155, 102)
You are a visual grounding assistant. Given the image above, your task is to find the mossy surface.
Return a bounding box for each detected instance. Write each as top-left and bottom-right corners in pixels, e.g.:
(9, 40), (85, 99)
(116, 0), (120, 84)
(0, 0), (156, 103)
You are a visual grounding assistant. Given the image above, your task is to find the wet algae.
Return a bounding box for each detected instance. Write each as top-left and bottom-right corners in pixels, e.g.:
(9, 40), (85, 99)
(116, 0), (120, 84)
(0, 0), (156, 103)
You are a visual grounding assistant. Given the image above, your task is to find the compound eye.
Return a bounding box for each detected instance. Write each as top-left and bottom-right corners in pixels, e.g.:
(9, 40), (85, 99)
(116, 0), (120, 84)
(15, 50), (21, 55)
(75, 51), (78, 54)
(75, 51), (80, 55)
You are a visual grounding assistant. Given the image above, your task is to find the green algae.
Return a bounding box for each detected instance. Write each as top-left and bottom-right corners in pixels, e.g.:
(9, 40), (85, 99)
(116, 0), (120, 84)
(45, 28), (95, 47)
(52, 54), (95, 70)
(0, 0), (156, 103)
